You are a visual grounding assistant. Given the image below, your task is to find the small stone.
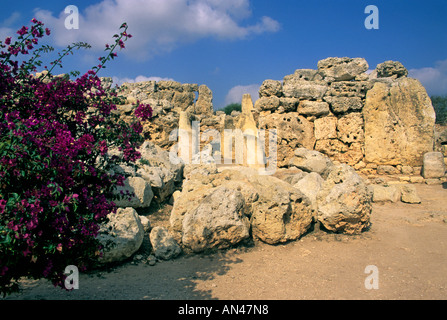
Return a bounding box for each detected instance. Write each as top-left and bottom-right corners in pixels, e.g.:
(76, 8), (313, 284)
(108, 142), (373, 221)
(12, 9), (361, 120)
(147, 255), (157, 266)
(425, 179), (442, 185)
(400, 184), (421, 204)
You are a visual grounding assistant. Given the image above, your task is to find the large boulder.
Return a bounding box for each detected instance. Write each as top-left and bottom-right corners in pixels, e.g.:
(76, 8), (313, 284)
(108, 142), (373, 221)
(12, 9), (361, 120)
(318, 57), (369, 81)
(181, 186), (250, 252)
(150, 226), (182, 260)
(293, 172), (324, 211)
(316, 164), (372, 234)
(114, 177), (154, 209)
(323, 96), (363, 114)
(137, 141), (184, 201)
(247, 173), (313, 245)
(363, 78), (436, 166)
(171, 168), (314, 247)
(400, 184), (422, 204)
(98, 208), (145, 264)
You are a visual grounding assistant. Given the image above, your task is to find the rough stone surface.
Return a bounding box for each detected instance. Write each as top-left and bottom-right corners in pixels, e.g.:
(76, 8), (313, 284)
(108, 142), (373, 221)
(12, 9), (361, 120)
(337, 113), (364, 144)
(195, 85), (213, 114)
(289, 148), (333, 176)
(258, 113), (315, 167)
(297, 100), (330, 117)
(376, 61), (408, 78)
(422, 152), (446, 179)
(400, 184), (422, 204)
(259, 80), (283, 97)
(370, 185), (401, 203)
(318, 57), (369, 81)
(114, 177), (154, 209)
(248, 173), (313, 245)
(324, 96), (363, 114)
(150, 226), (182, 260)
(182, 186), (250, 252)
(171, 168), (314, 247)
(98, 208), (144, 264)
(293, 172), (324, 211)
(255, 96), (281, 112)
(314, 117), (337, 140)
(363, 78), (436, 166)
(316, 164), (372, 234)
(283, 80), (328, 100)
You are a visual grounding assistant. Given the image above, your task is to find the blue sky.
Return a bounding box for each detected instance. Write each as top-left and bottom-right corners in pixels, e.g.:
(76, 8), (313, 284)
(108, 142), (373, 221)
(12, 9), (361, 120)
(1, 0), (446, 109)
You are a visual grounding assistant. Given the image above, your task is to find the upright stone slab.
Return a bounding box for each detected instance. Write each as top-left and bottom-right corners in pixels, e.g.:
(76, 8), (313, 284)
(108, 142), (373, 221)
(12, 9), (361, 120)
(178, 111), (199, 164)
(195, 85), (213, 115)
(235, 94), (266, 170)
(363, 78), (436, 166)
(422, 152), (446, 179)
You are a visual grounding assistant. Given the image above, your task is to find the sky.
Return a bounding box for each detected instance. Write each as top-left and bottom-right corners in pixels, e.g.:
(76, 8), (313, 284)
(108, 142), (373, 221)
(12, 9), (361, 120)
(1, 0), (446, 109)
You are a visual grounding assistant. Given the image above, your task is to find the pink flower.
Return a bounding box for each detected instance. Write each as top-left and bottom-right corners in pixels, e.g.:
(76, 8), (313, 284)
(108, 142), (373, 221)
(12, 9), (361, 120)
(134, 103), (153, 121)
(17, 26), (28, 36)
(23, 247), (31, 257)
(98, 140), (108, 156)
(45, 28), (51, 36)
(5, 37), (11, 45)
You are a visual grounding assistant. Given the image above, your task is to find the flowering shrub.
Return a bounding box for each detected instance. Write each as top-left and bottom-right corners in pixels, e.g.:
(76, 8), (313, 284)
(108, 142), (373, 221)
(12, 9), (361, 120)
(0, 19), (152, 296)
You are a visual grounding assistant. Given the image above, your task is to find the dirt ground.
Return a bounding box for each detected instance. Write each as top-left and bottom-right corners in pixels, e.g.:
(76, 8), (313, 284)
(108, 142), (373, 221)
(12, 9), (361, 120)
(3, 183), (447, 301)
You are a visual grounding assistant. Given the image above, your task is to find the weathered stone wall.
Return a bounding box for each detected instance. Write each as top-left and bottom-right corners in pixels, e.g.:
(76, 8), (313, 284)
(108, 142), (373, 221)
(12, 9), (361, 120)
(113, 80), (214, 150)
(112, 57), (440, 177)
(255, 58), (437, 176)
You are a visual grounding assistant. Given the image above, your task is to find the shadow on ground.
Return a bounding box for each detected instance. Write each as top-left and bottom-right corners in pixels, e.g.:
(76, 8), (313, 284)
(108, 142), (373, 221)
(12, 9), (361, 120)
(3, 251), (244, 300)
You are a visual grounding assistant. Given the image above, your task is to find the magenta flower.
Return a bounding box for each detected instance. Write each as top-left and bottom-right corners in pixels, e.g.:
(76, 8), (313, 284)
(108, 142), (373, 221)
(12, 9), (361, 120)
(134, 103), (153, 121)
(17, 26), (28, 36)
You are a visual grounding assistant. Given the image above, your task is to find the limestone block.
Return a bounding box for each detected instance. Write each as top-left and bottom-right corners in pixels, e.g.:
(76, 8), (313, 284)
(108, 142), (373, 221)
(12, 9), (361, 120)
(337, 113), (364, 144)
(195, 85), (213, 114)
(317, 57), (369, 81)
(255, 96), (280, 111)
(114, 177), (154, 209)
(370, 185), (401, 203)
(259, 80), (283, 97)
(98, 208), (144, 264)
(150, 226), (182, 260)
(324, 96), (363, 114)
(283, 80), (328, 100)
(317, 164), (372, 234)
(297, 100), (330, 117)
(399, 185), (421, 204)
(314, 117), (337, 140)
(376, 61), (408, 78)
(363, 78), (436, 166)
(422, 152), (446, 179)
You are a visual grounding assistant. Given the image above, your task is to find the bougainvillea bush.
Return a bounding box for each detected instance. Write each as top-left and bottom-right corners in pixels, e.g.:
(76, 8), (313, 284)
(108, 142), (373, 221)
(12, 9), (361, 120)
(0, 19), (152, 296)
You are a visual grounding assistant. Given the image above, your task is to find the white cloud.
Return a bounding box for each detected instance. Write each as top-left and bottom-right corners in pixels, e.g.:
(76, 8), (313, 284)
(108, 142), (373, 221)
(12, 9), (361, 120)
(0, 12), (21, 41)
(112, 75), (175, 86)
(409, 59), (447, 96)
(225, 84), (260, 106)
(34, 0), (280, 60)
